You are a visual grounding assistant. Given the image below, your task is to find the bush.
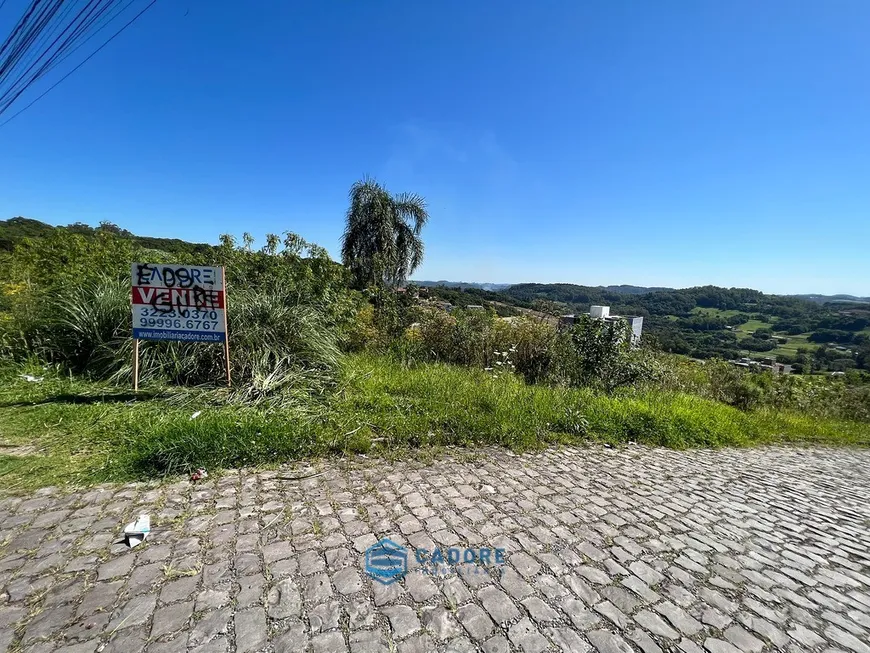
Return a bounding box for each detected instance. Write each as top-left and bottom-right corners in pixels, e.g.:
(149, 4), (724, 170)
(405, 310), (665, 392)
(551, 315), (663, 392)
(398, 310), (559, 383)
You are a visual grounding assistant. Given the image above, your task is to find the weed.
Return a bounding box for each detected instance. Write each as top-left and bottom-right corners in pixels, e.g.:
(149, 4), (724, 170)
(163, 562), (202, 579)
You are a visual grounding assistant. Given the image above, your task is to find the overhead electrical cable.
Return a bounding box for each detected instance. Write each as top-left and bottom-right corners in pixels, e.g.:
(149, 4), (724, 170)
(0, 0), (157, 126)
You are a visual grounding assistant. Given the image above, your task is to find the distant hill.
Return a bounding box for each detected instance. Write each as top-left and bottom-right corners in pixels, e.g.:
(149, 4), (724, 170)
(414, 281), (675, 294)
(413, 280), (513, 291)
(0, 217), (213, 255)
(792, 294), (870, 305)
(600, 284), (673, 295)
(417, 280), (869, 302)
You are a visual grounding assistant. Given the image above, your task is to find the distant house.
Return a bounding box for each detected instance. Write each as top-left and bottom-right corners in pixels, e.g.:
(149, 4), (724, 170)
(466, 305), (484, 311)
(729, 355), (792, 375)
(560, 305), (643, 345)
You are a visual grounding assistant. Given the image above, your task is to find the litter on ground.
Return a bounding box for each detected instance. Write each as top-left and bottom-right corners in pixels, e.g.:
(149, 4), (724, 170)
(122, 514), (150, 548)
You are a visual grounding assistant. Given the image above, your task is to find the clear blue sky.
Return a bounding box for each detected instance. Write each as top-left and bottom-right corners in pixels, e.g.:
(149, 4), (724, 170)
(1, 1), (868, 295)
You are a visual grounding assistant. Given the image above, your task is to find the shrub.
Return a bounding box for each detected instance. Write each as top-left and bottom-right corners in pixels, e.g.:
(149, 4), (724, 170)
(407, 310), (559, 382)
(500, 316), (558, 383)
(87, 281), (341, 394)
(551, 315), (664, 392)
(343, 303), (382, 352)
(413, 308), (501, 367)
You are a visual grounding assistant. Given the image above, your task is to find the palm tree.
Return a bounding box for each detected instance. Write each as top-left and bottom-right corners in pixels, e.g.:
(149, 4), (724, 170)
(341, 178), (429, 288)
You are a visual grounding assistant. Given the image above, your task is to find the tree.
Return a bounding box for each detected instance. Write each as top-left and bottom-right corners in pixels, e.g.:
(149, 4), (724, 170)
(340, 178), (428, 289)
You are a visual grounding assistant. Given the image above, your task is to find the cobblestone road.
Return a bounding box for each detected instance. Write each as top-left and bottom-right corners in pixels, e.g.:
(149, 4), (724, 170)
(2, 445), (870, 653)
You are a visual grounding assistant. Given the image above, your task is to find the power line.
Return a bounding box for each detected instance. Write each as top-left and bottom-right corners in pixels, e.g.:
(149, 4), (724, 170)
(39, 0), (136, 80)
(0, 1), (119, 108)
(0, 1), (84, 106)
(0, 0), (156, 128)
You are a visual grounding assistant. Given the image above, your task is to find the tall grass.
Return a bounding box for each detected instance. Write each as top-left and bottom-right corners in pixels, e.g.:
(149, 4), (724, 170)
(1, 276), (342, 397)
(53, 276), (131, 375)
(337, 356), (754, 450)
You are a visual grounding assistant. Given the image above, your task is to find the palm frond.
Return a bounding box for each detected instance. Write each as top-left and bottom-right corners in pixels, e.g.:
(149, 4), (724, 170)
(394, 192), (429, 235)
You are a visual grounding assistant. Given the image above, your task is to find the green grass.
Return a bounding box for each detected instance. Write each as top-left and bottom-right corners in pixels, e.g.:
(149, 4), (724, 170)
(765, 333), (819, 358)
(691, 307), (743, 318)
(1, 355), (867, 492)
(739, 332), (820, 360)
(734, 319), (770, 336)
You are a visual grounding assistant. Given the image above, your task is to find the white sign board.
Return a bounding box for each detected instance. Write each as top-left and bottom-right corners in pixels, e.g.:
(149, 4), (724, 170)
(131, 263), (226, 342)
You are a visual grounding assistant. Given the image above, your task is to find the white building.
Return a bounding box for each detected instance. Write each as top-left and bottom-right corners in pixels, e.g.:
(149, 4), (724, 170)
(560, 305), (644, 345)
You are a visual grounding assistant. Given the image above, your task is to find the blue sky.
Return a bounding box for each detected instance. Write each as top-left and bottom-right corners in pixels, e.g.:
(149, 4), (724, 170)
(1, 1), (868, 295)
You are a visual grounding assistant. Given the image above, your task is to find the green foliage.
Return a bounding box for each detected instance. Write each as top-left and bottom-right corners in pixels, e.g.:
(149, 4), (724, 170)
(552, 315), (663, 391)
(809, 329), (858, 344)
(495, 282), (870, 371)
(0, 217), (58, 250)
(0, 217), (213, 256)
(2, 208), (869, 492)
(406, 310), (559, 383)
(341, 179), (429, 288)
(4, 229), (138, 291)
(0, 228), (351, 397)
(739, 337), (776, 352)
(666, 358), (870, 421)
(397, 309), (661, 391)
(1, 355), (867, 491)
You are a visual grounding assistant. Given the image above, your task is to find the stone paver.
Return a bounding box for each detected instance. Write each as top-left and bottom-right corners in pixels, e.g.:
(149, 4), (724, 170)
(1, 445), (869, 652)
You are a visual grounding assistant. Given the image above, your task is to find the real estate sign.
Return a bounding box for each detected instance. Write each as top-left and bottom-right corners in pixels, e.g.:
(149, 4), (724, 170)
(131, 263), (226, 343)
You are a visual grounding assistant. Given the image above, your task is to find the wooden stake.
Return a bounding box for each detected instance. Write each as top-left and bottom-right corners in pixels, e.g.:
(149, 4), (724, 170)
(222, 266), (231, 387)
(132, 338), (140, 392)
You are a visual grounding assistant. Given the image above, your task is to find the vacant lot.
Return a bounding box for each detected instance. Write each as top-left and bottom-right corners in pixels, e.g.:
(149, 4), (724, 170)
(2, 356), (868, 492)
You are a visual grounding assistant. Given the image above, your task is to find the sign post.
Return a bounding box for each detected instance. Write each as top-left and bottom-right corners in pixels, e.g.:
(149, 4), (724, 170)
(131, 263), (230, 389)
(221, 266), (231, 387)
(132, 338), (140, 391)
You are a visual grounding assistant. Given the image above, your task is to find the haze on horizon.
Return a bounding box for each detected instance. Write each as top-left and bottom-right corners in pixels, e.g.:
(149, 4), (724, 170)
(1, 1), (868, 296)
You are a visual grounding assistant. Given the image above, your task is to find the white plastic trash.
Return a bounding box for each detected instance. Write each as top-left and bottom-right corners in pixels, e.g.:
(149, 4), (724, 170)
(123, 514), (150, 548)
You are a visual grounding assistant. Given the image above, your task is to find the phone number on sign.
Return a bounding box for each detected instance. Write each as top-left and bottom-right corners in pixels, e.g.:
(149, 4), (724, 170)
(137, 307), (220, 320)
(139, 317), (220, 330)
